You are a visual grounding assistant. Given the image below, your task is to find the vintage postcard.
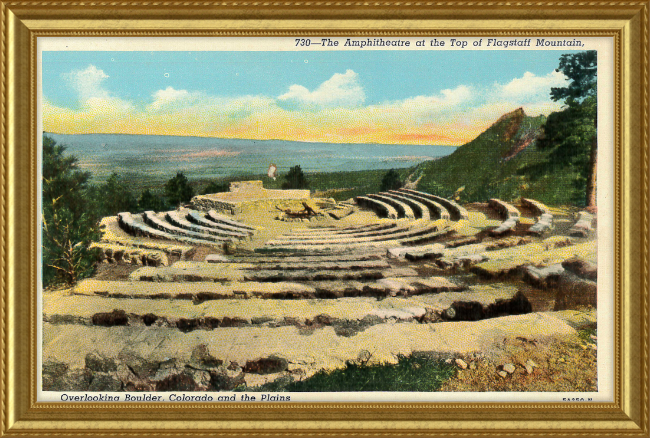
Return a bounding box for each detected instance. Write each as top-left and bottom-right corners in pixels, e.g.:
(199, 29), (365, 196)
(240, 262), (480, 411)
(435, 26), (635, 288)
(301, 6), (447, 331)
(38, 36), (614, 403)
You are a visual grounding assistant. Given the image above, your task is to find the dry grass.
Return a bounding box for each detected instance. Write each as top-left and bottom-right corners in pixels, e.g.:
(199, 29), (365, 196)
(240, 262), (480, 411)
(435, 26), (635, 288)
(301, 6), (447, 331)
(440, 334), (597, 392)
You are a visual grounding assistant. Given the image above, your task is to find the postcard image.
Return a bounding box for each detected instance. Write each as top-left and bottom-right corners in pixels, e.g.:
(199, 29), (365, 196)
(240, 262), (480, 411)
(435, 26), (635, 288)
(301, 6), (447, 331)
(38, 36), (614, 403)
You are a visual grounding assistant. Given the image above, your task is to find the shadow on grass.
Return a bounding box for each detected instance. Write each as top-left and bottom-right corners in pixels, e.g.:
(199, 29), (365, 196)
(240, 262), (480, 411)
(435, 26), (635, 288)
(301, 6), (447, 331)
(238, 355), (457, 392)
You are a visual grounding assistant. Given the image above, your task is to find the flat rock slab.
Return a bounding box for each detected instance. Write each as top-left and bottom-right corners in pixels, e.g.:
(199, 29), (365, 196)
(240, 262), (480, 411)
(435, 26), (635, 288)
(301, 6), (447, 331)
(42, 310), (584, 389)
(129, 263), (252, 282)
(471, 241), (597, 278)
(234, 254), (383, 264)
(386, 244), (445, 261)
(243, 260), (391, 271)
(44, 284), (525, 330)
(72, 279), (318, 300)
(561, 257), (597, 281)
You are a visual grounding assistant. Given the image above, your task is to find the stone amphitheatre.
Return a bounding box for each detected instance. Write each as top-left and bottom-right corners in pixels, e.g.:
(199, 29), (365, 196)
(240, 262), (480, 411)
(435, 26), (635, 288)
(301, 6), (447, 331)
(42, 180), (598, 392)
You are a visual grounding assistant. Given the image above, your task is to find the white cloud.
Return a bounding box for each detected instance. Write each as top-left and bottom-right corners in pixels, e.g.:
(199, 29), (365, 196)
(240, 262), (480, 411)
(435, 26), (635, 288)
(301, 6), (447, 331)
(62, 65), (110, 102)
(496, 70), (569, 102)
(46, 65), (570, 144)
(149, 87), (194, 111)
(278, 69), (365, 109)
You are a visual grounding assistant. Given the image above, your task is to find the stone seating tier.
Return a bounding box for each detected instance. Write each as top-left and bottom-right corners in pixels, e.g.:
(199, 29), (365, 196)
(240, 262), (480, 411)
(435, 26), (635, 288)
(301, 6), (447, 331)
(186, 211), (253, 235)
(389, 190), (450, 221)
(379, 192), (430, 220)
(117, 213), (219, 247)
(398, 189), (469, 220)
(290, 223), (397, 235)
(266, 222), (443, 246)
(355, 196), (398, 219)
(206, 211), (257, 232)
(143, 211), (234, 243)
(167, 211), (249, 240)
(528, 213), (553, 235)
(488, 199), (521, 220)
(366, 194), (415, 219)
(274, 224), (414, 241)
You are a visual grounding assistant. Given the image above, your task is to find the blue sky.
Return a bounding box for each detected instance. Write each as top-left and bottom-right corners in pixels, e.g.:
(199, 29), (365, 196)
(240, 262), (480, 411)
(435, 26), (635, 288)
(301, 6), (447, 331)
(42, 50), (583, 145)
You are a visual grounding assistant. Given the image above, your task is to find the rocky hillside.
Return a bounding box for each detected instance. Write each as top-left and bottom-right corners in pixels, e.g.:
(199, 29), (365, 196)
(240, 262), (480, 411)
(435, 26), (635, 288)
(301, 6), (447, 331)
(412, 108), (585, 206)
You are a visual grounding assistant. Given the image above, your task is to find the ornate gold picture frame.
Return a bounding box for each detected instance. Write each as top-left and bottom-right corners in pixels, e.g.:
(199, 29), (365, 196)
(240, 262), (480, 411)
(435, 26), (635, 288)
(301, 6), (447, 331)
(2, 1), (649, 436)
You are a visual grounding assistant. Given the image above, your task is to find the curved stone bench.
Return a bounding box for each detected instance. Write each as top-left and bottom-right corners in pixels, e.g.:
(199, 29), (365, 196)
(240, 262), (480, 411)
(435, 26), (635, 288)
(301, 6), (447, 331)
(521, 199), (553, 235)
(488, 199), (521, 220)
(167, 211), (249, 240)
(187, 211), (255, 236)
(274, 224), (414, 241)
(206, 210), (256, 232)
(366, 194), (415, 219)
(118, 212), (177, 241)
(569, 211), (594, 237)
(266, 222), (442, 246)
(528, 213), (553, 235)
(487, 199), (521, 236)
(380, 192), (430, 220)
(355, 196), (398, 219)
(143, 211), (234, 243)
(398, 189), (468, 221)
(118, 213), (219, 247)
(399, 227), (454, 246)
(291, 223), (397, 235)
(521, 198), (551, 216)
(389, 190), (450, 221)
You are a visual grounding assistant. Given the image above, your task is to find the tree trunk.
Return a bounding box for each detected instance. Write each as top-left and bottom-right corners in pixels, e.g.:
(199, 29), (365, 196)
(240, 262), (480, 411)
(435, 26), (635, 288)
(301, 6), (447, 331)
(585, 135), (597, 209)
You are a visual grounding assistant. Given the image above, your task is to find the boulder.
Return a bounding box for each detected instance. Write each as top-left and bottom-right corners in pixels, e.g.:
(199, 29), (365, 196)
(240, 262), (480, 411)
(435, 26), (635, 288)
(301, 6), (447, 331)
(85, 351), (118, 373)
(88, 372), (123, 391)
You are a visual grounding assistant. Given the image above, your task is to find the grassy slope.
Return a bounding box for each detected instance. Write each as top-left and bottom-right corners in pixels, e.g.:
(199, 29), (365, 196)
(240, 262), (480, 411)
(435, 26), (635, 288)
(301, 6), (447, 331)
(412, 109), (585, 206)
(131, 109), (586, 207)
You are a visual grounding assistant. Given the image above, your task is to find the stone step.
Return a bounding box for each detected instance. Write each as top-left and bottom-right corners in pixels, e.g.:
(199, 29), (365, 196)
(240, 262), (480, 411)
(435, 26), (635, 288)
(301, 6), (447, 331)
(561, 257), (597, 281)
(242, 260), (391, 271)
(521, 198), (551, 216)
(328, 206), (354, 220)
(45, 284), (526, 333)
(274, 224), (414, 241)
(355, 196), (399, 219)
(488, 198), (521, 220)
(266, 221), (445, 246)
(290, 222), (396, 234)
(366, 194), (415, 220)
(435, 236), (570, 270)
(569, 211), (594, 237)
(101, 217), (194, 257)
(471, 240), (597, 278)
(206, 210), (256, 231)
(379, 191), (431, 220)
(143, 211), (234, 243)
(389, 190), (450, 221)
(398, 226), (454, 246)
(490, 218), (519, 236)
(166, 211), (249, 239)
(90, 243), (169, 267)
(398, 189), (468, 220)
(73, 273), (460, 302)
(528, 213), (553, 235)
(229, 254), (384, 264)
(118, 213), (219, 247)
(188, 210), (256, 235)
(42, 309), (588, 390)
(128, 262), (417, 283)
(387, 244), (445, 261)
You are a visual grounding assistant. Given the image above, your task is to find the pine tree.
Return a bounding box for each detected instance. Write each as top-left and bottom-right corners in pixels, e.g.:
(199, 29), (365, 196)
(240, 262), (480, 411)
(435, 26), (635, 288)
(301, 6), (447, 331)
(380, 169), (403, 191)
(540, 51), (597, 208)
(165, 172), (195, 206)
(282, 165), (309, 189)
(42, 136), (100, 286)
